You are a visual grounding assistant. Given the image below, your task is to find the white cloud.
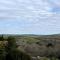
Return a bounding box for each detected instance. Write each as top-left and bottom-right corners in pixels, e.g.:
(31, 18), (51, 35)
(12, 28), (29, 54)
(0, 0), (60, 34)
(0, 0), (53, 19)
(0, 0), (60, 19)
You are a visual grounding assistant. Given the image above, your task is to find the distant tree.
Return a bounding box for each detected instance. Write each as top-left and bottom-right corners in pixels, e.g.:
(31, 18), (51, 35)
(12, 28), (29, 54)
(6, 36), (16, 52)
(46, 43), (54, 47)
(6, 36), (31, 60)
(6, 36), (17, 60)
(46, 42), (56, 60)
(56, 49), (60, 60)
(0, 35), (4, 41)
(0, 41), (6, 60)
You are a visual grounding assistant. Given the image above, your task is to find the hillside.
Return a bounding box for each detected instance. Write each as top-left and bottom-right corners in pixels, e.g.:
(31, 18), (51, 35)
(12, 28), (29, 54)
(10, 34), (60, 57)
(1, 34), (60, 55)
(0, 34), (60, 60)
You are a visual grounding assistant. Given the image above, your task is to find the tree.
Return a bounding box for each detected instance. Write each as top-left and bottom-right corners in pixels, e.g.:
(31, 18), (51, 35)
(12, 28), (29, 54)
(0, 35), (7, 60)
(0, 39), (7, 60)
(6, 36), (16, 52)
(0, 35), (4, 41)
(46, 43), (56, 60)
(6, 36), (31, 60)
(6, 36), (17, 60)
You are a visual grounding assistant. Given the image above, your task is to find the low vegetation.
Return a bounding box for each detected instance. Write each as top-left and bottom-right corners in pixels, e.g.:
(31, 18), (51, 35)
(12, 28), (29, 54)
(0, 35), (31, 60)
(0, 34), (60, 60)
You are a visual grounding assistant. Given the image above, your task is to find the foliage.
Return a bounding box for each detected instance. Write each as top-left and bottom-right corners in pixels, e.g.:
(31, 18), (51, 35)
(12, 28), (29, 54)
(0, 35), (4, 41)
(0, 36), (31, 60)
(6, 36), (17, 52)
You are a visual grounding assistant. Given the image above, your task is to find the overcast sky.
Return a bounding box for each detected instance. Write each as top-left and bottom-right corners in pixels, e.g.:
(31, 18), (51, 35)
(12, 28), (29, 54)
(0, 0), (60, 35)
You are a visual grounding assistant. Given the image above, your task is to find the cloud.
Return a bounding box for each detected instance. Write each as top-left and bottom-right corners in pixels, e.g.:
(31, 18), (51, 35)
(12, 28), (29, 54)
(0, 0), (53, 19)
(0, 0), (60, 20)
(0, 0), (60, 34)
(0, 0), (60, 19)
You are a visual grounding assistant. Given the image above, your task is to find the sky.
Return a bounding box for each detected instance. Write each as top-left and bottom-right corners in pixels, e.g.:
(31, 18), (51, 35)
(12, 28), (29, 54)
(0, 0), (60, 35)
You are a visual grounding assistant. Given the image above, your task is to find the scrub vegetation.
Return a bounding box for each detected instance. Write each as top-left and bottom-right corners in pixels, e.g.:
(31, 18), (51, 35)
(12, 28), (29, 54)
(0, 34), (60, 60)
